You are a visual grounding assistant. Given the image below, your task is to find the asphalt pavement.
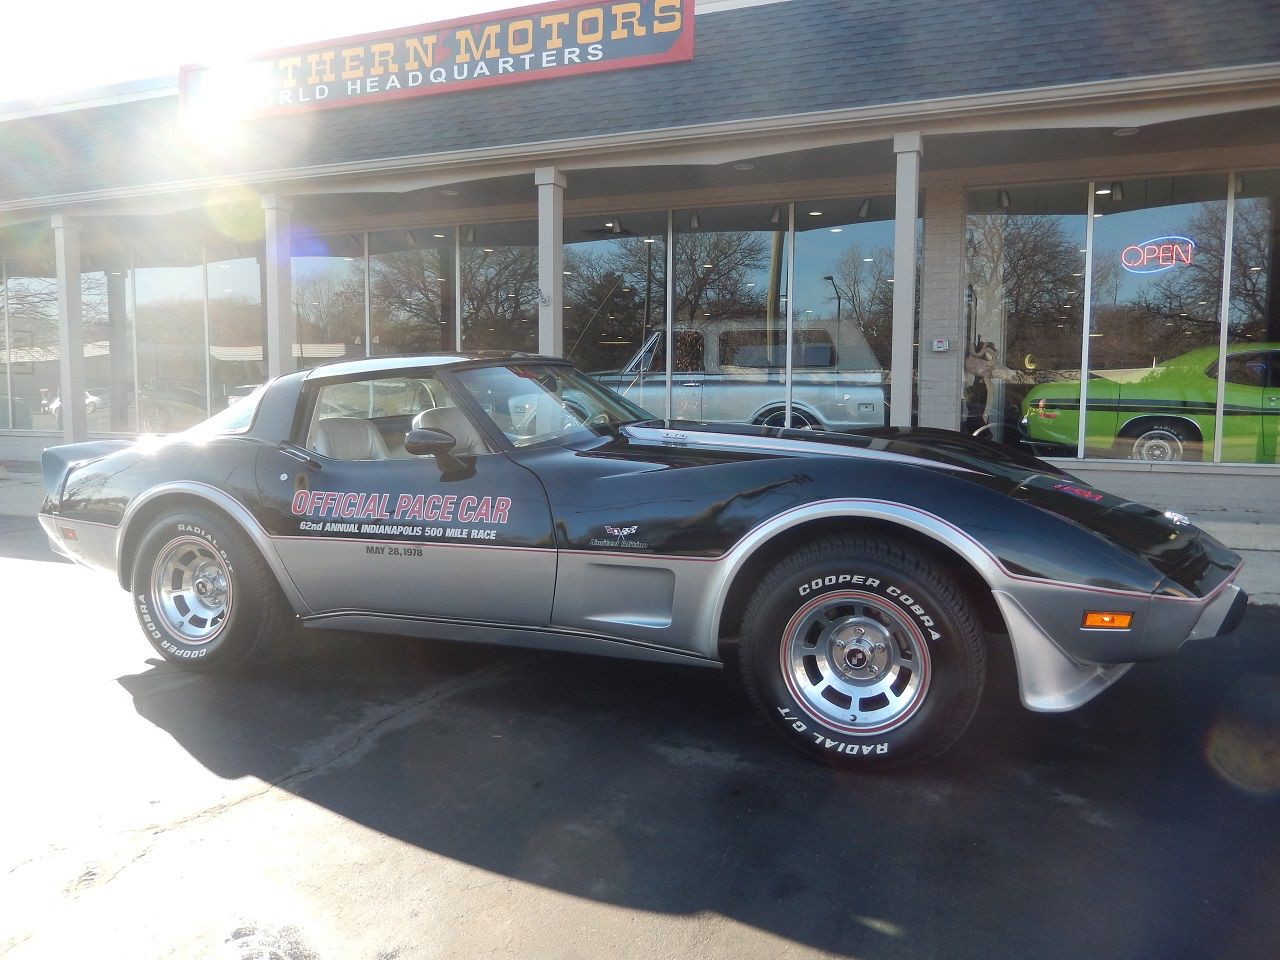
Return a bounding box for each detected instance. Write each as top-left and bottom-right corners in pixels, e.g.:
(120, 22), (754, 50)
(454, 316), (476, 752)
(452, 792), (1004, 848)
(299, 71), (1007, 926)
(0, 497), (1278, 959)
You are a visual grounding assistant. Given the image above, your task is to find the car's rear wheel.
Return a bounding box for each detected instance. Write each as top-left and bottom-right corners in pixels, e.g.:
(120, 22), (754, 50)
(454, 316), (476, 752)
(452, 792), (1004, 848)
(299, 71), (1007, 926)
(1126, 420), (1199, 462)
(739, 536), (985, 768)
(130, 508), (290, 672)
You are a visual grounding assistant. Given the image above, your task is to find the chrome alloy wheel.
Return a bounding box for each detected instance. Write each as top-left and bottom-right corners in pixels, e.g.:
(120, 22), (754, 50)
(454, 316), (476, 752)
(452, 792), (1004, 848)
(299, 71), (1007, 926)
(780, 591), (930, 735)
(1131, 428), (1184, 462)
(759, 408), (820, 430)
(150, 536), (233, 645)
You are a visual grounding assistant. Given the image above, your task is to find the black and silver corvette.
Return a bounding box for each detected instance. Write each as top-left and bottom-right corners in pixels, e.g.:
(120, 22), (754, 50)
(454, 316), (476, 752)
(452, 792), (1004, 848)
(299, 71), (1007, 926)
(39, 354), (1249, 768)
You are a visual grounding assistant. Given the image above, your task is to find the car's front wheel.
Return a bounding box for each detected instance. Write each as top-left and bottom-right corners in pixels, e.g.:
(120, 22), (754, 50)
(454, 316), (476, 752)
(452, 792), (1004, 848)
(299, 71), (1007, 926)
(740, 536), (986, 768)
(130, 508), (291, 672)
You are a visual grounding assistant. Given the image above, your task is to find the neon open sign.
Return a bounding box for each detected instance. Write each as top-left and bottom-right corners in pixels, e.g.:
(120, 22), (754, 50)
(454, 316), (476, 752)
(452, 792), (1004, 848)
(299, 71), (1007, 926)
(1120, 236), (1196, 274)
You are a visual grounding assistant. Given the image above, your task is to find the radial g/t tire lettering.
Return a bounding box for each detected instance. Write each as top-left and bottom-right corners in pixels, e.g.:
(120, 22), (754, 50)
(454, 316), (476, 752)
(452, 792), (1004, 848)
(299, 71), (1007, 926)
(740, 536), (986, 768)
(130, 508), (291, 672)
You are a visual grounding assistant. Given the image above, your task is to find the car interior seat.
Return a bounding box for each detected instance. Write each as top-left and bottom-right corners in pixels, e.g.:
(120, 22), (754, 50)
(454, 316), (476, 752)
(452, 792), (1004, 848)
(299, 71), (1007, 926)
(311, 417), (391, 460)
(412, 406), (490, 456)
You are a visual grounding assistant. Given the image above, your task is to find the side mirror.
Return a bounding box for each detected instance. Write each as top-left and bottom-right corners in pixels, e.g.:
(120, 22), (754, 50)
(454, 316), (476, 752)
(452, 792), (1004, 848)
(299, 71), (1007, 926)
(404, 427), (471, 478)
(404, 427), (456, 457)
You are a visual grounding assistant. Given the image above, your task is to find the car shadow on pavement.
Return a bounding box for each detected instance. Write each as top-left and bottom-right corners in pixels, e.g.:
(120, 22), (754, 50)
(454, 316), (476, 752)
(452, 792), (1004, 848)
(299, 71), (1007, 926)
(119, 609), (1280, 960)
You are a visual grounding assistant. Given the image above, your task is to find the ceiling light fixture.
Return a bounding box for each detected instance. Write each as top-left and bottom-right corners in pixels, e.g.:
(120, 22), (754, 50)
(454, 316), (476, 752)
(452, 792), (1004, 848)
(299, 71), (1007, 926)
(689, 211), (700, 230)
(1113, 127), (1140, 137)
(733, 162), (755, 171)
(997, 189), (1011, 209)
(769, 205), (781, 225)
(857, 198), (871, 218)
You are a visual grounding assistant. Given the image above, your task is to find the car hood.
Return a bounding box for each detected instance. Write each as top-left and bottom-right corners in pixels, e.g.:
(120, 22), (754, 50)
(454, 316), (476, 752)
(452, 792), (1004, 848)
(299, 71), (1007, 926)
(622, 420), (1238, 596)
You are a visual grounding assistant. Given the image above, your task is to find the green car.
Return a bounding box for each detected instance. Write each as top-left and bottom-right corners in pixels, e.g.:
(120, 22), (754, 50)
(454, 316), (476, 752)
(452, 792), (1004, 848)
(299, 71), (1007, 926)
(1022, 343), (1280, 463)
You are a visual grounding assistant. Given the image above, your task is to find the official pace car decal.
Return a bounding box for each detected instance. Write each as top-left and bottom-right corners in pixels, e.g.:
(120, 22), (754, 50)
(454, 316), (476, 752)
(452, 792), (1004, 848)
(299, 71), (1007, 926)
(290, 489), (512, 542)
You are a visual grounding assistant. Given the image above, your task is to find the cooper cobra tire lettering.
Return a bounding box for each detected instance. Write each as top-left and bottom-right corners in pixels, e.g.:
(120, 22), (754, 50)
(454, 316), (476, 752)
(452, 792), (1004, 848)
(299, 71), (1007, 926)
(130, 508), (292, 674)
(741, 535), (986, 770)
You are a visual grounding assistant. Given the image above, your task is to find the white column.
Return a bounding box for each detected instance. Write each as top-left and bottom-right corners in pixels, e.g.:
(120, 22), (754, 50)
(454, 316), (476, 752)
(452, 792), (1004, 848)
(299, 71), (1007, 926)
(535, 166), (566, 357)
(52, 214), (87, 443)
(262, 195), (295, 377)
(891, 132), (923, 428)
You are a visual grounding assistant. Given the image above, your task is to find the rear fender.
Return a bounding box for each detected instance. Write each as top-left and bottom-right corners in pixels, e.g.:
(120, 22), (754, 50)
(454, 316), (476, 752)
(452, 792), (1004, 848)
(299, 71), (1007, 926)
(117, 481), (310, 615)
(40, 440), (133, 504)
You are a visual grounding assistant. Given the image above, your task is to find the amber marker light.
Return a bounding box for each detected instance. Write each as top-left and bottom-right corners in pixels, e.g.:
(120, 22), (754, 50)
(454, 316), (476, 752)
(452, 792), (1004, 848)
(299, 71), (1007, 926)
(1083, 612), (1133, 629)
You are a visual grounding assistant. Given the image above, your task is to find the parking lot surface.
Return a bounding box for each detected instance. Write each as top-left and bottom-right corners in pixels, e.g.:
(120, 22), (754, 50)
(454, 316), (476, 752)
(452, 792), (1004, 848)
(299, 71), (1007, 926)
(1, 517), (1277, 960)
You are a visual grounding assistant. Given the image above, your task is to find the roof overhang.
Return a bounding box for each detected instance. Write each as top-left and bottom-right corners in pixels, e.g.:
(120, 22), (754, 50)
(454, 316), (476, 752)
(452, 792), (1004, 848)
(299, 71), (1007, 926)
(2, 61), (1279, 226)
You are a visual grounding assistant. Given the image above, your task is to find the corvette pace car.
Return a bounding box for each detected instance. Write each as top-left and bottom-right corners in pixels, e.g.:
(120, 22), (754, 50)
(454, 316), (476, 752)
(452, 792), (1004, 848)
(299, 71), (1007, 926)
(39, 354), (1249, 768)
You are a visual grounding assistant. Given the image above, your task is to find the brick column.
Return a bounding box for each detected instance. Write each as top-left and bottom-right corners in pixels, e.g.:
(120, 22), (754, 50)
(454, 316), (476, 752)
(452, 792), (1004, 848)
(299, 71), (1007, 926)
(917, 180), (966, 430)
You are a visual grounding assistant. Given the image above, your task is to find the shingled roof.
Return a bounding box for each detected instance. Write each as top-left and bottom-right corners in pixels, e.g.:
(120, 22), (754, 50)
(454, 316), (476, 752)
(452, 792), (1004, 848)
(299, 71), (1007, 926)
(3, 0), (1279, 206)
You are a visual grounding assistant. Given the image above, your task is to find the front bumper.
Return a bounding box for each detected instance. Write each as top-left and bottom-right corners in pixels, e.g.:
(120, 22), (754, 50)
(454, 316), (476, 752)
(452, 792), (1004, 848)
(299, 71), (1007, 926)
(1187, 582), (1249, 644)
(994, 574), (1249, 713)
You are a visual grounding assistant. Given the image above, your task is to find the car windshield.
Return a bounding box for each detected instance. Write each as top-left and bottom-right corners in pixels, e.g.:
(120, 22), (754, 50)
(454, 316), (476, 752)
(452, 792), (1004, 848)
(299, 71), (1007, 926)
(452, 363), (654, 447)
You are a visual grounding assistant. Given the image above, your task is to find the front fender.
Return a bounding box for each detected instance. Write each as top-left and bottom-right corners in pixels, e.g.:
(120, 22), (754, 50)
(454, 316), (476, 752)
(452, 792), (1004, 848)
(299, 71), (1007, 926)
(700, 498), (1176, 713)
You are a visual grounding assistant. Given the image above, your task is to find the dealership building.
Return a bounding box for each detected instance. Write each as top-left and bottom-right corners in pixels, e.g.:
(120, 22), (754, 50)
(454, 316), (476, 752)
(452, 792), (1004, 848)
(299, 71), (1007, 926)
(2, 0), (1278, 509)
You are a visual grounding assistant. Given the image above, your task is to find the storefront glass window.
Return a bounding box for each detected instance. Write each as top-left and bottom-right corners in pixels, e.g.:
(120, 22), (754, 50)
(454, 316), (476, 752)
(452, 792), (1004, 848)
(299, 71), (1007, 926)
(207, 243), (266, 412)
(369, 228), (456, 355)
(460, 221), (538, 352)
(0, 269), (7, 429)
(563, 211), (667, 414)
(5, 259), (61, 431)
(1223, 170), (1280, 464)
(670, 204), (789, 425)
(965, 184), (1089, 447)
(292, 233), (366, 369)
(134, 246), (207, 432)
(1085, 176), (1227, 461)
(793, 196), (895, 429)
(81, 252), (137, 432)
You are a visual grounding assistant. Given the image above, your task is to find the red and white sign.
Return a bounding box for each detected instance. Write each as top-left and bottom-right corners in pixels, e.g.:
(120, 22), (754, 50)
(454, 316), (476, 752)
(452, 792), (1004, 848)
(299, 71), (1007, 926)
(1120, 236), (1196, 274)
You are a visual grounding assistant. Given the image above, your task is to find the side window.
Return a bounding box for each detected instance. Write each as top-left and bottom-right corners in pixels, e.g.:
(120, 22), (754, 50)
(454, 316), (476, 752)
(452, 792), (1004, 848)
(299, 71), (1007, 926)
(719, 329), (776, 367)
(793, 329), (837, 367)
(304, 374), (461, 460)
(1221, 353), (1269, 388)
(718, 328), (836, 368)
(647, 331), (706, 373)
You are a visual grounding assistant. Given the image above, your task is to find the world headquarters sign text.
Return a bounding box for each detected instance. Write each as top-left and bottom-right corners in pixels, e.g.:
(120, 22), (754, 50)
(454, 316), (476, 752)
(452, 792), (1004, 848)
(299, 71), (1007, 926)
(181, 0), (693, 116)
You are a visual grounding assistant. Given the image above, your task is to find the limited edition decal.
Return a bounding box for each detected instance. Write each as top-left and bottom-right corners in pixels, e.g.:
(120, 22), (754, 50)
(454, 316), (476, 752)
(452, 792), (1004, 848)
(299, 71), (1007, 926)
(590, 523), (648, 549)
